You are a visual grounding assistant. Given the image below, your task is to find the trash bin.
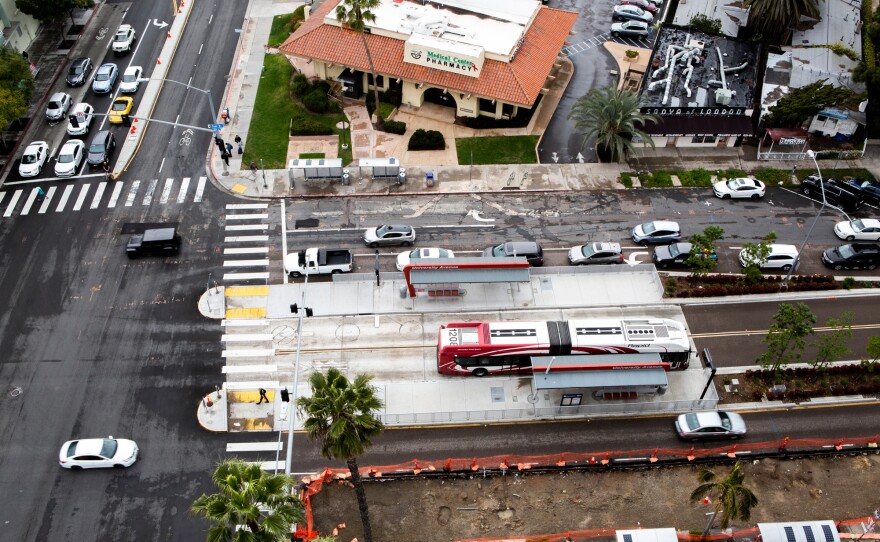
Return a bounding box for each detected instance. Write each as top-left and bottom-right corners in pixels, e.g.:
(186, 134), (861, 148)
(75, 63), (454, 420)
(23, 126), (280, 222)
(397, 167), (406, 185)
(426, 172), (434, 188)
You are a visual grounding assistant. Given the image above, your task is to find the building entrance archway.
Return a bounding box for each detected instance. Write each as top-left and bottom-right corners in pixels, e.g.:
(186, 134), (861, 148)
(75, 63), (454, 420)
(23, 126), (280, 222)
(423, 87), (457, 108)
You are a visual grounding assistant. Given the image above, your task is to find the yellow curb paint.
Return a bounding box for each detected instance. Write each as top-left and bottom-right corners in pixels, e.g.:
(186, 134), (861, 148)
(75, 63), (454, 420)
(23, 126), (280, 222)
(231, 183), (247, 194)
(241, 418), (273, 431)
(225, 286), (269, 297)
(225, 307), (267, 319)
(229, 390), (275, 402)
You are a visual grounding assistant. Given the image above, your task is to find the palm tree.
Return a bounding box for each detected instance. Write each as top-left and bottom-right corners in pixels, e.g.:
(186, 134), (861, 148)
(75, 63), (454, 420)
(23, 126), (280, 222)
(745, 0), (821, 44)
(298, 369), (384, 542)
(336, 0), (385, 129)
(567, 86), (657, 163)
(689, 462), (759, 529)
(191, 458), (304, 542)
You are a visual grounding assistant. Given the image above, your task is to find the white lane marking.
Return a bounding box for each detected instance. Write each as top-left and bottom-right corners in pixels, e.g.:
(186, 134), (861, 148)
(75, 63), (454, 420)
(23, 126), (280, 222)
(226, 442), (283, 452)
(177, 177), (190, 203)
(72, 184), (91, 211)
(159, 178), (173, 204)
(225, 235), (270, 242)
(194, 176), (206, 202)
(224, 247), (269, 254)
(0, 192), (6, 207)
(142, 179), (158, 205)
(90, 182), (108, 209)
(227, 203), (268, 210)
(223, 272), (271, 281)
(226, 213), (268, 220)
(38, 187), (57, 214)
(107, 182), (124, 208)
(225, 224), (269, 231)
(55, 185), (75, 212)
(125, 180), (140, 206)
(223, 259), (270, 267)
(20, 188), (40, 215)
(3, 190), (23, 217)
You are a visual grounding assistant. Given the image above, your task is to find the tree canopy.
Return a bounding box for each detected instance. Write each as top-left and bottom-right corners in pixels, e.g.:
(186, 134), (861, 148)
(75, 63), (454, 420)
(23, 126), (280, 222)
(765, 80), (859, 128)
(567, 86), (657, 163)
(0, 48), (33, 130)
(744, 0), (821, 45)
(16, 0), (93, 25)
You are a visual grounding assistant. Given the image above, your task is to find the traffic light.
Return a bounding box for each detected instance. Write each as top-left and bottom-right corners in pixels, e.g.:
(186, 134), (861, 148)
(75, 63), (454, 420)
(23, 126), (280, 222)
(68, 114), (79, 129)
(290, 303), (298, 314)
(280, 388), (290, 402)
(122, 115), (131, 127)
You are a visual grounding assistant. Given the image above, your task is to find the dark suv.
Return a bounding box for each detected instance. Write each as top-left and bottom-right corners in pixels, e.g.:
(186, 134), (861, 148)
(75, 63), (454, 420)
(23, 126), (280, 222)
(126, 228), (182, 259)
(482, 241), (544, 267)
(800, 175), (864, 211)
(843, 178), (880, 206)
(87, 130), (116, 167)
(822, 243), (880, 270)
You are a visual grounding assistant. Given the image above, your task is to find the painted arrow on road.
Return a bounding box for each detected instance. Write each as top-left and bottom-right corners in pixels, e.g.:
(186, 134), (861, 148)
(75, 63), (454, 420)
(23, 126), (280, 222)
(153, 19), (169, 28)
(467, 210), (495, 222)
(626, 251), (649, 266)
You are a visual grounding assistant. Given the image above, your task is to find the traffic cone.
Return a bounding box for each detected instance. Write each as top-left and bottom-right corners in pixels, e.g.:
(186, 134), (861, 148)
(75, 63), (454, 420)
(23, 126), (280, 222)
(205, 394), (213, 407)
(130, 126), (136, 134)
(703, 495), (711, 505)
(167, 32), (171, 39)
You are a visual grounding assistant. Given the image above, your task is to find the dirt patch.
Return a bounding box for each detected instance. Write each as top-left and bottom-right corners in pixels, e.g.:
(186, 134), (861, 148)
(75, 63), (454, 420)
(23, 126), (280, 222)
(311, 454), (880, 541)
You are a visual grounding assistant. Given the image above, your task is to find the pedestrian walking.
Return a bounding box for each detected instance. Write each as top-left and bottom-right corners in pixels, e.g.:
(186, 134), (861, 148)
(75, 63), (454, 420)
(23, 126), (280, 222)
(790, 164), (797, 180)
(234, 135), (243, 155)
(225, 142), (233, 155)
(221, 151), (230, 167)
(257, 388), (268, 404)
(37, 186), (45, 197)
(250, 160), (258, 176)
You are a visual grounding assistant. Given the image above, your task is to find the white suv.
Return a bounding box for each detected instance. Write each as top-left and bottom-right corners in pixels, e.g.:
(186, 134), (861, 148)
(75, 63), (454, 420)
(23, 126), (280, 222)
(738, 244), (799, 272)
(67, 103), (94, 136)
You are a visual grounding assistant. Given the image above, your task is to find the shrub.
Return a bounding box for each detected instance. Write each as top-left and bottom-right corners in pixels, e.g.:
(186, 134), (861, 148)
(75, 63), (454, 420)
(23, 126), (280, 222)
(302, 88), (330, 113)
(620, 172), (634, 188)
(691, 168), (713, 187)
(290, 118), (333, 136)
(842, 277), (856, 289)
(830, 42), (860, 62)
(408, 128), (446, 150)
(689, 13), (723, 35)
(380, 88), (402, 106)
(755, 167), (790, 186)
(382, 119), (407, 134)
(625, 50), (638, 59)
(290, 73), (310, 97)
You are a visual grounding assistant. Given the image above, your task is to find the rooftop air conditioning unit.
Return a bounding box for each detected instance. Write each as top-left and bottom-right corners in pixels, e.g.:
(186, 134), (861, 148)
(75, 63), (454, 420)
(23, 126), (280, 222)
(715, 88), (734, 105)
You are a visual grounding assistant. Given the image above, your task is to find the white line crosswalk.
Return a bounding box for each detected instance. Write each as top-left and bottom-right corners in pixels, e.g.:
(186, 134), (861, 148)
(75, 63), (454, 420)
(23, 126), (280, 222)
(222, 203), (272, 284)
(0, 176), (209, 218)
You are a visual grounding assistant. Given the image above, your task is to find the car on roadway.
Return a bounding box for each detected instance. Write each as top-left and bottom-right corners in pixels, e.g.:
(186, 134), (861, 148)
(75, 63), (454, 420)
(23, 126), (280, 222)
(842, 178), (880, 206)
(363, 224), (416, 247)
(108, 96), (134, 124)
(610, 20), (650, 38)
(834, 218), (880, 242)
(675, 411), (747, 441)
(800, 175), (864, 211)
(66, 57), (92, 86)
(67, 103), (94, 136)
(738, 243), (799, 272)
(45, 92), (72, 122)
(652, 242), (716, 268)
(482, 241), (545, 267)
(92, 63), (118, 94)
(120, 65), (143, 93)
(631, 220), (681, 245)
(822, 243), (880, 270)
(713, 177), (766, 200)
(612, 4), (653, 23)
(87, 130), (116, 168)
(18, 141), (49, 178)
(619, 0), (658, 13)
(396, 247), (455, 271)
(568, 242), (624, 265)
(54, 140), (85, 178)
(112, 24), (136, 53)
(59, 437), (139, 469)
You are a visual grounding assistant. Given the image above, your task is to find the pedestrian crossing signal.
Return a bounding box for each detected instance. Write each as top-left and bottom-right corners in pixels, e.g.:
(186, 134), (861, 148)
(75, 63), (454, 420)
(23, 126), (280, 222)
(280, 388), (290, 402)
(122, 115), (131, 127)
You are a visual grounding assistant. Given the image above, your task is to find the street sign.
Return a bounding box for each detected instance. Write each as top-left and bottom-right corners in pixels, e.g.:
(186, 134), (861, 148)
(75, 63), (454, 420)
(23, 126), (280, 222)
(209, 123), (224, 131)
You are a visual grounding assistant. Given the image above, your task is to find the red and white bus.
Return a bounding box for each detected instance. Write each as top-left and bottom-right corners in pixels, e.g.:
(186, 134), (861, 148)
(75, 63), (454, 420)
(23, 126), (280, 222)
(437, 318), (692, 376)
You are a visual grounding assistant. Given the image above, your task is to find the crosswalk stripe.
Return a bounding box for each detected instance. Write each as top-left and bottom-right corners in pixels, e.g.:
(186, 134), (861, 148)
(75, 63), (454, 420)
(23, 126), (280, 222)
(20, 188), (39, 216)
(224, 259), (270, 267)
(177, 177), (190, 203)
(221, 334), (274, 342)
(107, 182), (123, 208)
(38, 187), (56, 214)
(225, 224), (268, 231)
(3, 190), (22, 217)
(90, 182), (107, 209)
(72, 184), (90, 211)
(224, 247), (269, 255)
(142, 179), (158, 205)
(160, 178), (173, 204)
(226, 442), (283, 452)
(125, 180), (140, 207)
(227, 203), (269, 210)
(224, 272), (271, 281)
(225, 235), (269, 242)
(227, 213), (268, 220)
(194, 176), (206, 202)
(55, 185), (74, 212)
(0, 191), (6, 207)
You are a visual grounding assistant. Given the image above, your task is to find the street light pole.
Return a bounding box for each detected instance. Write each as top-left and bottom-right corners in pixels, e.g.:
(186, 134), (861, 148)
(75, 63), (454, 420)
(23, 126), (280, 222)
(783, 150), (826, 286)
(138, 77), (216, 122)
(284, 272), (309, 475)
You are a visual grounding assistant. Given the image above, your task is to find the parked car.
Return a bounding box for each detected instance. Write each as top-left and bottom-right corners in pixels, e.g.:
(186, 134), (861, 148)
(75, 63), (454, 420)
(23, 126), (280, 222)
(112, 24), (136, 53)
(120, 65), (143, 93)
(738, 243), (799, 271)
(631, 220), (681, 245)
(800, 175), (864, 211)
(18, 141), (49, 178)
(834, 218), (880, 242)
(652, 242), (716, 268)
(67, 103), (94, 136)
(612, 4), (653, 23)
(619, 0), (657, 13)
(396, 247), (455, 271)
(126, 227), (181, 259)
(66, 57), (92, 86)
(92, 63), (118, 94)
(45, 92), (72, 122)
(822, 243), (880, 270)
(285, 247), (353, 277)
(842, 178), (880, 206)
(86, 130), (116, 167)
(482, 241), (544, 266)
(713, 177), (765, 200)
(363, 225), (416, 247)
(568, 242), (624, 265)
(108, 96), (134, 124)
(59, 437), (139, 469)
(54, 139), (85, 177)
(675, 411), (747, 441)
(610, 20), (650, 38)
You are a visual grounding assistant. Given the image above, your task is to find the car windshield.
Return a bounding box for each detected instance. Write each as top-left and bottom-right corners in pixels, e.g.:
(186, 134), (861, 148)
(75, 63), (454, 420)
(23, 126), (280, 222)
(668, 244), (683, 257)
(642, 222), (657, 234)
(112, 102), (128, 111)
(375, 225), (390, 237)
(89, 142), (105, 153)
(58, 151), (75, 163)
(719, 413), (732, 430)
(48, 102), (61, 110)
(96, 72), (109, 81)
(70, 66), (82, 75)
(100, 439), (118, 458)
(21, 153), (37, 164)
(114, 33), (127, 41)
(581, 244), (598, 257)
(123, 74), (137, 82)
(851, 220), (865, 232)
(683, 413), (699, 430)
(491, 245), (506, 257)
(838, 245), (856, 258)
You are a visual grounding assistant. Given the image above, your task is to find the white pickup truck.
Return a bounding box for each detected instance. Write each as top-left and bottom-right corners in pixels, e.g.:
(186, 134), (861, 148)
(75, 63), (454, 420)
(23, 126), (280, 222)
(284, 248), (353, 278)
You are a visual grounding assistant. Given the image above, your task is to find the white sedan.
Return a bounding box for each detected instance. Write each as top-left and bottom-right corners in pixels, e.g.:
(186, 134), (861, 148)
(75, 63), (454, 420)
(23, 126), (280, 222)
(713, 177), (765, 199)
(834, 218), (880, 242)
(54, 140), (85, 177)
(18, 141), (49, 178)
(59, 437), (139, 469)
(120, 65), (143, 93)
(396, 247), (455, 271)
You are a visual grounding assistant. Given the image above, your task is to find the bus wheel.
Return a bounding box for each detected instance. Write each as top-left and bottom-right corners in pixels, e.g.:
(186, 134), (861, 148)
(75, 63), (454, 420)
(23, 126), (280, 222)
(472, 368), (488, 377)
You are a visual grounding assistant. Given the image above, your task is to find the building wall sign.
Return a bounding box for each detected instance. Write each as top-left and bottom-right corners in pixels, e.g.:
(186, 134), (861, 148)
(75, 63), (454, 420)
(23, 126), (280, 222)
(404, 34), (485, 79)
(779, 137), (806, 145)
(642, 107), (747, 117)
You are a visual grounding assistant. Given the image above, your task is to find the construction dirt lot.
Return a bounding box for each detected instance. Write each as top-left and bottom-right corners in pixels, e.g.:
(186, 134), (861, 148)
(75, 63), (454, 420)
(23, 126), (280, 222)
(311, 454), (880, 541)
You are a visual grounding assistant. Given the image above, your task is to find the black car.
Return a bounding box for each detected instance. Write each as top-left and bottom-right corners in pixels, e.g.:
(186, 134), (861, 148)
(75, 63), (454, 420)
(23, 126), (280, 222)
(821, 243), (880, 270)
(800, 175), (864, 211)
(843, 178), (880, 206)
(66, 57), (93, 87)
(87, 130), (116, 167)
(126, 227), (182, 259)
(652, 242), (717, 268)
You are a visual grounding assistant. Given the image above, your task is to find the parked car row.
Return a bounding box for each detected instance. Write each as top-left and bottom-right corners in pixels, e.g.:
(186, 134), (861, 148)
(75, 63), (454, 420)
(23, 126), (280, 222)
(610, 0), (661, 37)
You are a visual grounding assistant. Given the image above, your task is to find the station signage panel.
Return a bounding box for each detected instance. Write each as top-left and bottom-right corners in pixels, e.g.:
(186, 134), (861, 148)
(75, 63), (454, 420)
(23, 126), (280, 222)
(404, 34), (484, 79)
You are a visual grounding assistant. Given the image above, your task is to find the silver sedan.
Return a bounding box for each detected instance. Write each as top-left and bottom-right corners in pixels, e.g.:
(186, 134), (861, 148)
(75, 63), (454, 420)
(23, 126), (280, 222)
(675, 411), (746, 441)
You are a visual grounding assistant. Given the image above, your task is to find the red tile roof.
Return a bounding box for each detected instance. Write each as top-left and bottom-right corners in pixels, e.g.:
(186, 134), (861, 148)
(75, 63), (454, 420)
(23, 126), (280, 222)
(279, 0), (577, 107)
